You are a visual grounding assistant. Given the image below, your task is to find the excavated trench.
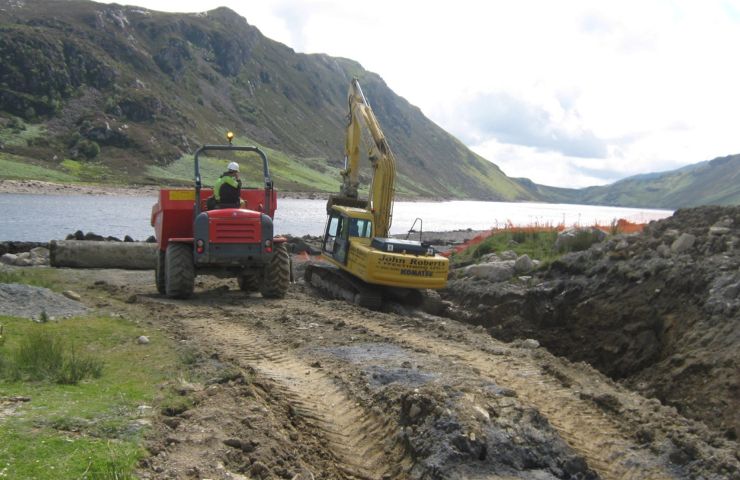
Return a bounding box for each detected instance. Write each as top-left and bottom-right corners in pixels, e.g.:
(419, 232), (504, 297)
(440, 206), (740, 439)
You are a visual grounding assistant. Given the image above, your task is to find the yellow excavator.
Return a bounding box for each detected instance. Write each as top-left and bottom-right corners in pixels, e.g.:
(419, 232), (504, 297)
(304, 78), (449, 309)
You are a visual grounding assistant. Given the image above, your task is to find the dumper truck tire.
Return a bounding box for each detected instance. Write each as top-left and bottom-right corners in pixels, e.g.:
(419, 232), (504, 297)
(165, 243), (195, 299)
(237, 272), (260, 292)
(155, 250), (166, 295)
(260, 243), (290, 298)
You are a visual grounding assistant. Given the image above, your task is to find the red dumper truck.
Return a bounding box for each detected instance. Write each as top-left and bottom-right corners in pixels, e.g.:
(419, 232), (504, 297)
(151, 142), (290, 299)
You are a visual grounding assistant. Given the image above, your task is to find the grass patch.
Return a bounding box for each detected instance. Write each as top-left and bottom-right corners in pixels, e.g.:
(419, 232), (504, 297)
(0, 314), (182, 479)
(1, 329), (103, 384)
(0, 153), (77, 183)
(60, 159), (115, 182)
(0, 269), (56, 290)
(450, 229), (560, 266)
(0, 120), (45, 147)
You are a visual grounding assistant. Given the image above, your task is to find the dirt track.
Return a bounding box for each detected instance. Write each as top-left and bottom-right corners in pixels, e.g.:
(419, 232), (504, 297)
(68, 267), (739, 480)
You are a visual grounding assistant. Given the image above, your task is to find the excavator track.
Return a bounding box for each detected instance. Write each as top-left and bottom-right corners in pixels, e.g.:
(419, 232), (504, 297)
(305, 263), (383, 310)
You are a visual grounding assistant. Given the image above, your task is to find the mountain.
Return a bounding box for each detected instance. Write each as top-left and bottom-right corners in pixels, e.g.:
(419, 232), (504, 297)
(0, 0), (537, 201)
(518, 154), (740, 209)
(575, 154), (740, 208)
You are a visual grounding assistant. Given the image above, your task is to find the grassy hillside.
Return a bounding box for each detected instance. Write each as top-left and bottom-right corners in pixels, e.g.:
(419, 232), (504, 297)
(0, 0), (535, 201)
(514, 154), (740, 209)
(578, 155), (740, 208)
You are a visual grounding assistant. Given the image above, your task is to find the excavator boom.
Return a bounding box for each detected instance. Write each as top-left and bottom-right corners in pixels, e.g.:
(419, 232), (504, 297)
(337, 78), (395, 238)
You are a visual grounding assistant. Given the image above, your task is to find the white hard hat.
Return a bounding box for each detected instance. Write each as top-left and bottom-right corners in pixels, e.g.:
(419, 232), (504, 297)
(227, 161), (239, 172)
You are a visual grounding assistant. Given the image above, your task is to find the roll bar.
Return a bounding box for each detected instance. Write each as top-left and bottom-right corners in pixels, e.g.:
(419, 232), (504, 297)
(192, 145), (273, 217)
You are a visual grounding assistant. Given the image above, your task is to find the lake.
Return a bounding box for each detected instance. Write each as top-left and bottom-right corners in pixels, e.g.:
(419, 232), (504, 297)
(0, 193), (673, 242)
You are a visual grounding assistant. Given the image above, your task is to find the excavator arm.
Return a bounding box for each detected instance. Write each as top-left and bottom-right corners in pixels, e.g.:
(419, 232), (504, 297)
(337, 78), (396, 238)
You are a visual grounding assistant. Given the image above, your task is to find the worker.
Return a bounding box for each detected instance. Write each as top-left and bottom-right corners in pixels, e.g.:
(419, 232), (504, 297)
(213, 161), (242, 208)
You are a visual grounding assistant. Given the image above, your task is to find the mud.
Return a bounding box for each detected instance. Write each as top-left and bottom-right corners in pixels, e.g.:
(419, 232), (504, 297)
(29, 260), (737, 480)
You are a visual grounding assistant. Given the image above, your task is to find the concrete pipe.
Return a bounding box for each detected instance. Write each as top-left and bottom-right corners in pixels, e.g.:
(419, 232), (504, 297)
(49, 240), (158, 270)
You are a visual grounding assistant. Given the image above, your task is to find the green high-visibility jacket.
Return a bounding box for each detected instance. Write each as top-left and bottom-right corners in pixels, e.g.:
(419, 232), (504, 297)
(214, 173), (241, 203)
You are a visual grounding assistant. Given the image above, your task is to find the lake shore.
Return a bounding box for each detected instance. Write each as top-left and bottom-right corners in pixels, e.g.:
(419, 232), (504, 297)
(0, 180), (445, 201)
(0, 179), (330, 199)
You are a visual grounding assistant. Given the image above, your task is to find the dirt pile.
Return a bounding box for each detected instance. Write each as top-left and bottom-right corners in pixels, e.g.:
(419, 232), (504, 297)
(443, 206), (740, 438)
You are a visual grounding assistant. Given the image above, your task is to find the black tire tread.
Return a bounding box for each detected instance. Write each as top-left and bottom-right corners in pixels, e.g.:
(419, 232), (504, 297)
(238, 272), (260, 292)
(165, 243), (195, 299)
(155, 249), (166, 295)
(260, 243), (290, 298)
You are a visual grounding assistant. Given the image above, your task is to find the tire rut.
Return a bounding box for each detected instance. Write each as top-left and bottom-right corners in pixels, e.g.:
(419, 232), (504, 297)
(344, 313), (679, 480)
(183, 315), (411, 480)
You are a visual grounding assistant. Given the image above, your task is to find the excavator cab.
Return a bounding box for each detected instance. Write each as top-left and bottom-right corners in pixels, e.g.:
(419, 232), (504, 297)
(321, 206), (373, 265)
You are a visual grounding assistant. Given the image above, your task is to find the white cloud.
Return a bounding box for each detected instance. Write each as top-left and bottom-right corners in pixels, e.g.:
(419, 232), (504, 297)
(100, 0), (740, 188)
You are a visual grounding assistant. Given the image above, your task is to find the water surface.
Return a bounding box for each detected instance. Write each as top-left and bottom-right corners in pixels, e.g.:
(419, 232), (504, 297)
(0, 193), (672, 242)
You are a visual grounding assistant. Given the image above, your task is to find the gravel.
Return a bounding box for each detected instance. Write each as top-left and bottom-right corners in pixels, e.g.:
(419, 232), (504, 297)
(0, 284), (88, 321)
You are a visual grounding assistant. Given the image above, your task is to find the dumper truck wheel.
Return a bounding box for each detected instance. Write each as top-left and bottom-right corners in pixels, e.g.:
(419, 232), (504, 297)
(260, 243), (290, 298)
(165, 243), (195, 299)
(155, 250), (166, 295)
(237, 272), (260, 292)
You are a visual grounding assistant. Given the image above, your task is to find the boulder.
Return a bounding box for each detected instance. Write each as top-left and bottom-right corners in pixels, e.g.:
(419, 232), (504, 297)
(514, 254), (534, 274)
(555, 227), (607, 252)
(671, 233), (696, 253)
(1, 253), (17, 265)
(463, 260), (515, 283)
(499, 250), (518, 261)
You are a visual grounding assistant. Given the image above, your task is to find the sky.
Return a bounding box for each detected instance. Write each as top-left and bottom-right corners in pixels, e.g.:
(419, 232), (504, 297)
(101, 0), (740, 188)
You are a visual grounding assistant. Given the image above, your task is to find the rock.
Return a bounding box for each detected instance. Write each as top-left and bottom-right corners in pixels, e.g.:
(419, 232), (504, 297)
(62, 290), (81, 301)
(671, 233), (696, 253)
(663, 229), (680, 241)
(137, 405), (153, 416)
(463, 261), (515, 283)
(499, 250), (518, 261)
(408, 402), (422, 419)
(15, 255), (32, 267)
(479, 253), (500, 263)
(1, 253), (17, 265)
(709, 226), (731, 236)
(555, 227), (608, 252)
(249, 461), (271, 478)
(124, 235), (134, 242)
(656, 244), (671, 258)
(522, 339), (540, 349)
(514, 254), (534, 274)
(137, 335), (150, 344)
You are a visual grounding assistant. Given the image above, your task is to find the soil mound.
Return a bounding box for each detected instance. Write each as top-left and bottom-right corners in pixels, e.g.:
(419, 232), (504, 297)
(443, 206), (740, 438)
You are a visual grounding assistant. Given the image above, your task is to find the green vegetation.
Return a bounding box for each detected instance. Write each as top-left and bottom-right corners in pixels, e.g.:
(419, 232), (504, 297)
(449, 226), (612, 269)
(1, 329), (103, 384)
(0, 269), (184, 479)
(60, 159), (114, 182)
(0, 153), (76, 182)
(0, 269), (56, 290)
(451, 229), (560, 266)
(0, 119), (45, 147)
